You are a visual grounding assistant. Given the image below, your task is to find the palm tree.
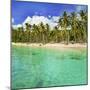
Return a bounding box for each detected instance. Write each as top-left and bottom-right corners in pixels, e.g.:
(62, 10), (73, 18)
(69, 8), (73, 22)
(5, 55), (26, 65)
(12, 28), (18, 42)
(12, 10), (87, 44)
(59, 11), (70, 44)
(45, 23), (50, 43)
(70, 12), (78, 43)
(39, 22), (45, 44)
(79, 10), (87, 42)
(54, 26), (59, 43)
(32, 24), (40, 43)
(25, 23), (31, 42)
(49, 30), (56, 43)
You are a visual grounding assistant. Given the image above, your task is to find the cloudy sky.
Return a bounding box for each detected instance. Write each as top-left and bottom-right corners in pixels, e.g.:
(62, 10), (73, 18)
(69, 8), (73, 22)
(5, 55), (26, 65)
(12, 0), (87, 27)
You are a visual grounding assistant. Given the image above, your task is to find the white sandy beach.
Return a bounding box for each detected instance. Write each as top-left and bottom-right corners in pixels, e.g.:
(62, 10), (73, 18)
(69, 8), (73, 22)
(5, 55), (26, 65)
(12, 42), (87, 48)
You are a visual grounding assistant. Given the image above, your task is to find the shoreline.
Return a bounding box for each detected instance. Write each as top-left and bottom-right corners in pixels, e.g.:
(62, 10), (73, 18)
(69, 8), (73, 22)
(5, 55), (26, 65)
(12, 42), (87, 48)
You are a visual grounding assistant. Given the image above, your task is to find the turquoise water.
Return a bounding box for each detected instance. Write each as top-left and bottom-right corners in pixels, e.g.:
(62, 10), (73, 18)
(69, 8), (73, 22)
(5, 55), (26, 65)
(12, 45), (87, 89)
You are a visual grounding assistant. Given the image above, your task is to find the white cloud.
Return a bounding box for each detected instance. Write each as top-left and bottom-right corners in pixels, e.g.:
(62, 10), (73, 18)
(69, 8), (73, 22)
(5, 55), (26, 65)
(12, 15), (60, 30)
(22, 15), (60, 30)
(17, 24), (22, 28)
(48, 15), (52, 18)
(12, 24), (22, 29)
(12, 25), (17, 29)
(23, 16), (31, 25)
(51, 16), (60, 22)
(31, 16), (49, 25)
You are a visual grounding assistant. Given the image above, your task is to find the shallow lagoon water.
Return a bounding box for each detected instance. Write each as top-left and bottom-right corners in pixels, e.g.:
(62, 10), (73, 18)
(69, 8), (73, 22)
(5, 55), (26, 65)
(12, 45), (87, 89)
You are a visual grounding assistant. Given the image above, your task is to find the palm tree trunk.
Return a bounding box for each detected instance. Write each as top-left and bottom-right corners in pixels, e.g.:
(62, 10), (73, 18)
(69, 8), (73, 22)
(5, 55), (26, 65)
(66, 30), (69, 45)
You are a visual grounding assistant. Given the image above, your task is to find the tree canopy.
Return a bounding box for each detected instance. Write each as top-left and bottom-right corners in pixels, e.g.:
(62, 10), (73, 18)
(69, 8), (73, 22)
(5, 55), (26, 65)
(12, 10), (87, 44)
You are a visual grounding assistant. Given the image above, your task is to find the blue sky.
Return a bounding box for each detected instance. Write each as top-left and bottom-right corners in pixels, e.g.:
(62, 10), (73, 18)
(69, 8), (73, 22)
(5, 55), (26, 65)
(12, 0), (87, 25)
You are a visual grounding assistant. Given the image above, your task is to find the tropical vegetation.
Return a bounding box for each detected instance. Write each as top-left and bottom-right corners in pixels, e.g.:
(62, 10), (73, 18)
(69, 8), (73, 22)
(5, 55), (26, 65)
(12, 10), (87, 45)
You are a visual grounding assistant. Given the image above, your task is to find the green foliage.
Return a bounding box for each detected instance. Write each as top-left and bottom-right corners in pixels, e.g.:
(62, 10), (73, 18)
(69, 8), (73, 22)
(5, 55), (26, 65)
(12, 10), (87, 44)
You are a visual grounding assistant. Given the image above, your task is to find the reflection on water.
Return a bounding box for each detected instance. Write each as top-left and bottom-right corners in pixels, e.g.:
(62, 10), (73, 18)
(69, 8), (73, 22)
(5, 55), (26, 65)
(12, 45), (87, 89)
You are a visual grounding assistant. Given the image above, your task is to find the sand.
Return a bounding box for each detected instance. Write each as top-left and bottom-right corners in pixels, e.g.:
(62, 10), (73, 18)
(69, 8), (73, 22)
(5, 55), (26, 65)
(12, 42), (87, 48)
